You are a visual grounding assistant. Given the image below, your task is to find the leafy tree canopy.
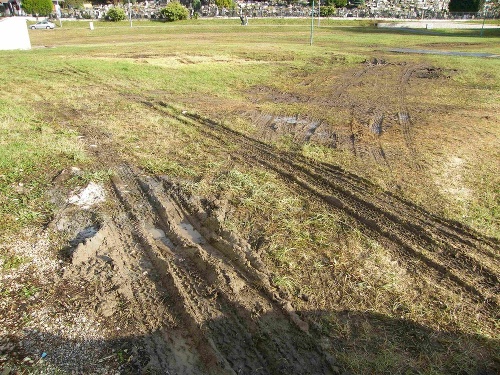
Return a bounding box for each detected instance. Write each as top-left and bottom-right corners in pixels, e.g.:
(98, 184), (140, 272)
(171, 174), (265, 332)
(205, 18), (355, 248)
(64, 0), (84, 9)
(313, 0), (346, 6)
(22, 0), (53, 16)
(448, 0), (483, 12)
(349, 0), (365, 7)
(192, 0), (201, 11)
(322, 0), (346, 6)
(320, 5), (336, 15)
(215, 0), (235, 9)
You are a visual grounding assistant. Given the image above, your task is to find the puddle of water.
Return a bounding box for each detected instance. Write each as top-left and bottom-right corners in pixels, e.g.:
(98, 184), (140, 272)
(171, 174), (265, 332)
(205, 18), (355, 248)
(305, 121), (320, 140)
(147, 226), (175, 249)
(70, 225), (99, 247)
(180, 221), (205, 245)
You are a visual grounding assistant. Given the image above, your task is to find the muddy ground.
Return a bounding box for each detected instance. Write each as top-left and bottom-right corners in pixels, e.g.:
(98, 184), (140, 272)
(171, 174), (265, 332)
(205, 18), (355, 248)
(1, 58), (499, 374)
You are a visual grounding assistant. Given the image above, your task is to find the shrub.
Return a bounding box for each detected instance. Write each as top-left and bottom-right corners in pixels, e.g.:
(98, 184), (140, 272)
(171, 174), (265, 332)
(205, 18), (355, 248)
(22, 0), (53, 16)
(160, 2), (189, 21)
(320, 5), (336, 16)
(215, 0), (235, 9)
(106, 7), (126, 21)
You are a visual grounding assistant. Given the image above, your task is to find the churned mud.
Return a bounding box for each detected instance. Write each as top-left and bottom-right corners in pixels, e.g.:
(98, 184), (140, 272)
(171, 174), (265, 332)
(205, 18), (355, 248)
(45, 163), (334, 374)
(244, 62), (458, 170)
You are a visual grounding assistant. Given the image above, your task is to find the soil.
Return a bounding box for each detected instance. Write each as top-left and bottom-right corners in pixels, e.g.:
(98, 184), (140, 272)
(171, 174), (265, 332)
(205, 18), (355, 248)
(1, 60), (498, 375)
(244, 62), (459, 167)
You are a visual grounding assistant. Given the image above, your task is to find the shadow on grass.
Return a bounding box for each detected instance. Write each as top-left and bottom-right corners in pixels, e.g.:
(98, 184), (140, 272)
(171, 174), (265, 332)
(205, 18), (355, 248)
(304, 309), (500, 374)
(324, 25), (500, 38)
(4, 309), (499, 374)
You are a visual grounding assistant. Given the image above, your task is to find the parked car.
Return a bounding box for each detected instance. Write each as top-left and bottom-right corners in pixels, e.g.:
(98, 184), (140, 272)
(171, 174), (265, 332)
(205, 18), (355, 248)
(30, 20), (55, 29)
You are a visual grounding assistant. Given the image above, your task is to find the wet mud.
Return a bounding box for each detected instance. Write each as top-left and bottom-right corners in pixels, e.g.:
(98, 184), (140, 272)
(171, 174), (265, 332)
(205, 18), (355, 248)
(50, 164), (336, 374)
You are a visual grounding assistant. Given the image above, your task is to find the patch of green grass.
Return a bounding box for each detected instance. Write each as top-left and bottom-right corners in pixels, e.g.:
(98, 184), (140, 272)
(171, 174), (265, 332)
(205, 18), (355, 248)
(142, 159), (198, 178)
(272, 275), (297, 293)
(0, 100), (90, 237)
(0, 253), (27, 271)
(20, 285), (39, 298)
(65, 169), (115, 188)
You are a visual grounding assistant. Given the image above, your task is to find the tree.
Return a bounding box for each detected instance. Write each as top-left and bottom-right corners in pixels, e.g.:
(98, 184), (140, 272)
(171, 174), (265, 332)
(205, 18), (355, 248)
(316, 0), (346, 6)
(321, 0), (346, 6)
(215, 0), (235, 9)
(160, 2), (189, 21)
(334, 0), (347, 7)
(22, 0), (53, 16)
(106, 7), (126, 21)
(64, 0), (84, 9)
(348, 0), (365, 7)
(192, 0), (201, 11)
(448, 0), (483, 12)
(320, 5), (336, 15)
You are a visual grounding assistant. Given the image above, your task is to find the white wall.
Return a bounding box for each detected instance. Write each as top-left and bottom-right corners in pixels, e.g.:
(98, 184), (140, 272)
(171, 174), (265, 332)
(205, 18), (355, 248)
(0, 17), (31, 50)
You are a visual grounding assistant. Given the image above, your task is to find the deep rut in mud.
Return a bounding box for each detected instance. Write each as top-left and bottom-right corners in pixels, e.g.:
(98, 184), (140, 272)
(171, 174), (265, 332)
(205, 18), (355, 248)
(146, 102), (499, 310)
(77, 163), (337, 374)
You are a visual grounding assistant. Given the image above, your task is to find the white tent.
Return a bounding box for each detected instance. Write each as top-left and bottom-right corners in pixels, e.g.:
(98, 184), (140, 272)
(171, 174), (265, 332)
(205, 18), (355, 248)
(0, 17), (31, 50)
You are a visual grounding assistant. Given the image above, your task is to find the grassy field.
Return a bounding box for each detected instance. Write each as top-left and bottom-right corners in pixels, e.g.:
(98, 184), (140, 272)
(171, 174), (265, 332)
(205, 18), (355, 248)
(1, 19), (499, 374)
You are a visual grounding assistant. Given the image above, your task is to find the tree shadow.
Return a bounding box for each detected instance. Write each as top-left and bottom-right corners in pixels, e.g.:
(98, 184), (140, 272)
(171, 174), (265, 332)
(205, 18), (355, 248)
(3, 308), (499, 374)
(323, 25), (500, 39)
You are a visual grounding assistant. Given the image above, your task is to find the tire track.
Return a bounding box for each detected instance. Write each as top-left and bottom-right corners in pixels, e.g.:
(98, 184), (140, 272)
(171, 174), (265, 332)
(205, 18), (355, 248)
(110, 164), (337, 374)
(398, 64), (424, 162)
(150, 103), (499, 307)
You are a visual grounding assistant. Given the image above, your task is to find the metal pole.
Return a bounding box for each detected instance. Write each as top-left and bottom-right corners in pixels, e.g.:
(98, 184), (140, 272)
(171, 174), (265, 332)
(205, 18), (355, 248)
(128, 0), (132, 27)
(310, 0), (314, 45)
(480, 10), (486, 37)
(318, 0), (320, 27)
